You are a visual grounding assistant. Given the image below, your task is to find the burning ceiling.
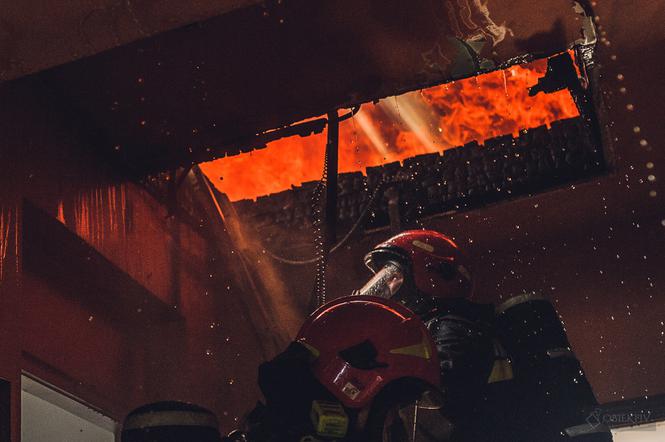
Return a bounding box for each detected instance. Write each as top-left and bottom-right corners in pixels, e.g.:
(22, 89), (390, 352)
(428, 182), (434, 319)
(201, 55), (581, 202)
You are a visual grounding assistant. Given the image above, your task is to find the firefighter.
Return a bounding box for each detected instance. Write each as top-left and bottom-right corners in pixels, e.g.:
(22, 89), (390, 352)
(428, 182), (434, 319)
(234, 295), (442, 441)
(360, 229), (613, 441)
(230, 230), (612, 441)
(235, 230), (486, 441)
(359, 230), (496, 439)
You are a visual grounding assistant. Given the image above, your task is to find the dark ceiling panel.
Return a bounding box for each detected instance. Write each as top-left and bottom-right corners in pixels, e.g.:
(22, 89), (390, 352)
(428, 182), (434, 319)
(36, 0), (591, 175)
(0, 0), (263, 82)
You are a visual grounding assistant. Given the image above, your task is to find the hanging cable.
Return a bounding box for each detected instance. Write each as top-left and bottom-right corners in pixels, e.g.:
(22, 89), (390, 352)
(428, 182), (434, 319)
(311, 110), (340, 307)
(311, 139), (329, 307)
(265, 174), (387, 265)
(225, 105), (360, 308)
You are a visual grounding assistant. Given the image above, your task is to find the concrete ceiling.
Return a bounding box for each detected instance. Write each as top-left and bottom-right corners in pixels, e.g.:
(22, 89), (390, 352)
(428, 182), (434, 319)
(16, 0), (592, 176)
(0, 0), (262, 81)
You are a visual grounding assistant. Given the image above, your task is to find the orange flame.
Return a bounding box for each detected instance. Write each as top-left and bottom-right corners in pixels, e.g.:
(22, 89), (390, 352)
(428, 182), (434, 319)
(201, 57), (580, 202)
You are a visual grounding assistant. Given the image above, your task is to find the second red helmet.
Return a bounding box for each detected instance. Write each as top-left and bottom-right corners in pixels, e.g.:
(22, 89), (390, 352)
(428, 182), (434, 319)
(297, 295), (440, 409)
(363, 230), (473, 300)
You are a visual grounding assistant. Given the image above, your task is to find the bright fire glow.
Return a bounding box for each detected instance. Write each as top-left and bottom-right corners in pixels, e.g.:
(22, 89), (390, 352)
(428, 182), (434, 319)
(201, 57), (580, 202)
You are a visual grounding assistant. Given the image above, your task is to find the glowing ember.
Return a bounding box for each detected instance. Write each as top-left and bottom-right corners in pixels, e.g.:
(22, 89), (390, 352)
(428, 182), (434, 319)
(201, 57), (580, 201)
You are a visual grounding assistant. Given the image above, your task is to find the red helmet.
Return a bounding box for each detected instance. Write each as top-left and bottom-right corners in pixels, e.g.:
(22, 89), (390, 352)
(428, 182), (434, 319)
(363, 230), (473, 300)
(296, 295), (440, 409)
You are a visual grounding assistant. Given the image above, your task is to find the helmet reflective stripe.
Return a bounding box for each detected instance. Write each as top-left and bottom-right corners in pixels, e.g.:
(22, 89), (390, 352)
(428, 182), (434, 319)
(123, 410), (219, 430)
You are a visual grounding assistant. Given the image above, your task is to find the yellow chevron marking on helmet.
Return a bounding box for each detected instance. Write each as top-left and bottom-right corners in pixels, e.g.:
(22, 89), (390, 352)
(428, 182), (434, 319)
(389, 336), (431, 359)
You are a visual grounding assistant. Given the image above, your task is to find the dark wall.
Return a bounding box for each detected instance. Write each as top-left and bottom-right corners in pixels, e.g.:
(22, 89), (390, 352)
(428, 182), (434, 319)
(0, 78), (282, 439)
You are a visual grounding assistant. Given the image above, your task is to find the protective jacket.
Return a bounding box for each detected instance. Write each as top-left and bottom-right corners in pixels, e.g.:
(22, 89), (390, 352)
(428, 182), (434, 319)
(421, 295), (613, 442)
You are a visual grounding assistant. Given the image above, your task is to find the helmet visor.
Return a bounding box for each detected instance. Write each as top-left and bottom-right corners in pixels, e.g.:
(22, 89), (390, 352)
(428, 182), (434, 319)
(355, 261), (405, 299)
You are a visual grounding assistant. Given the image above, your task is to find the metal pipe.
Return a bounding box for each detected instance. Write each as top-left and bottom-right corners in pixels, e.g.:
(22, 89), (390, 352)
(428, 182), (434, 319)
(324, 110), (340, 248)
